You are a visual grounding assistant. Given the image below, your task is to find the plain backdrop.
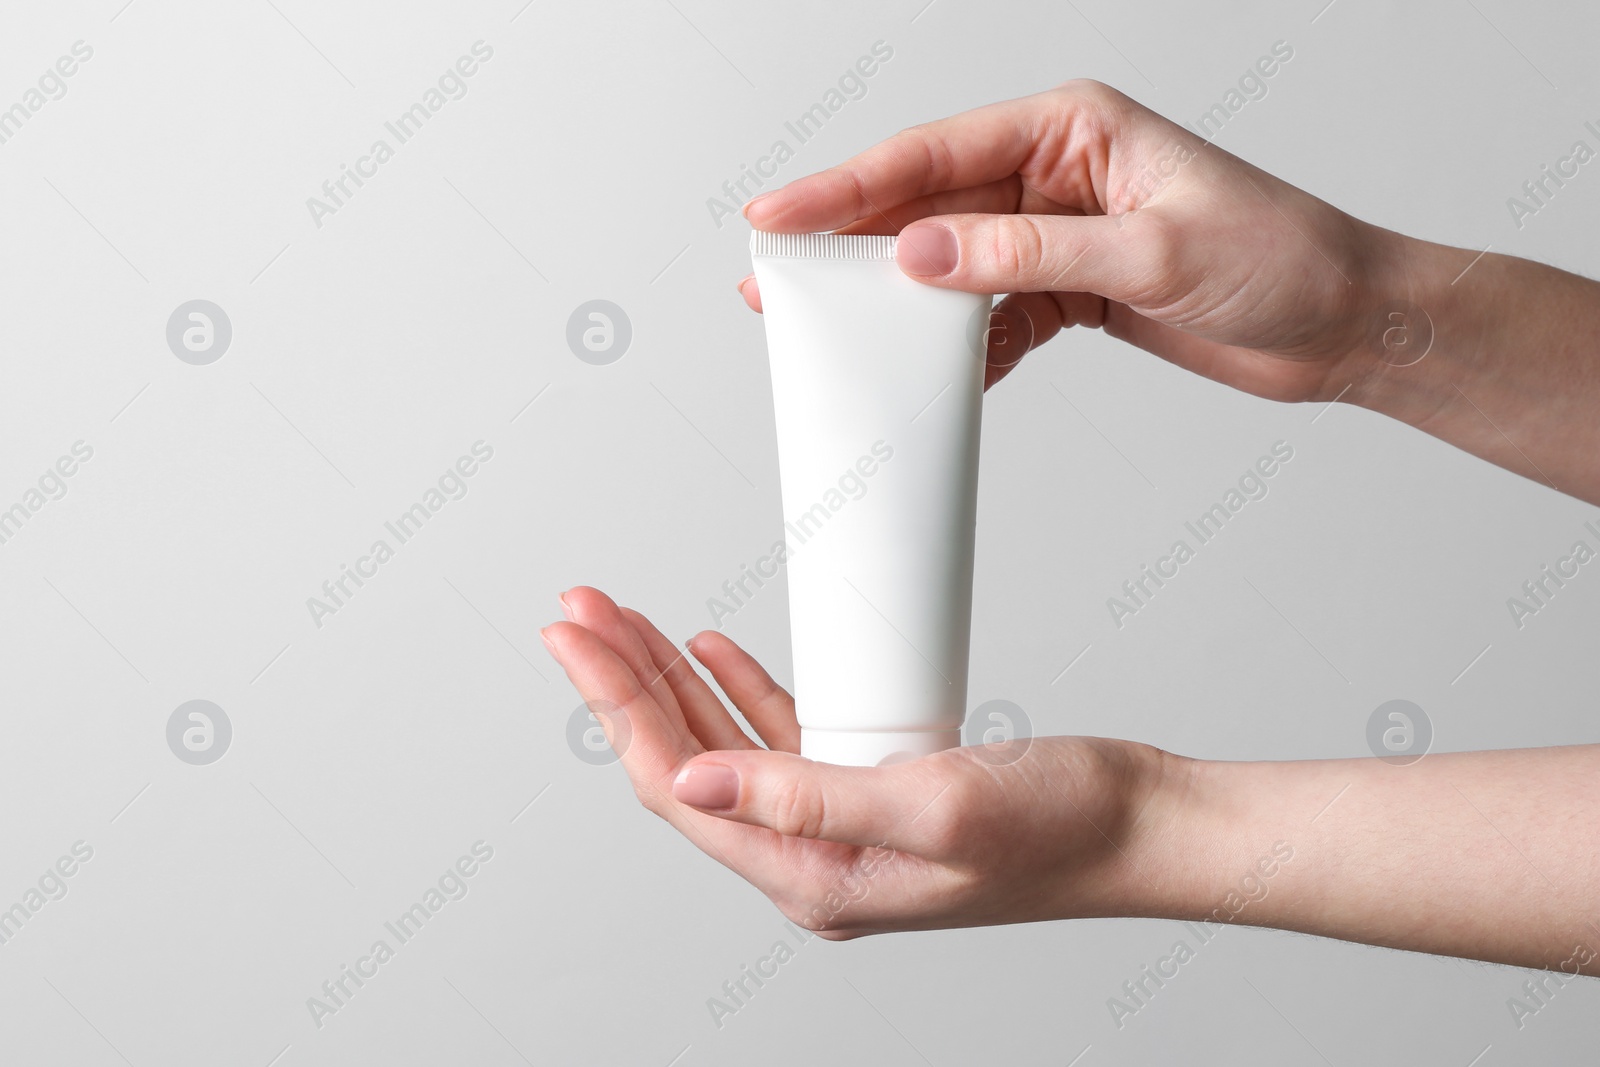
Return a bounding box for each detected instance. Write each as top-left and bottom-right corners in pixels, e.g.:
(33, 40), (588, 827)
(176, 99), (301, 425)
(1, 0), (1597, 1063)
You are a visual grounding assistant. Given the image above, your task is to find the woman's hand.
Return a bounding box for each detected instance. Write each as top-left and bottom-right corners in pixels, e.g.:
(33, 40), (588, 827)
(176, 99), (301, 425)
(738, 79), (1407, 401)
(738, 78), (1600, 502)
(541, 586), (1172, 937)
(543, 587), (1600, 972)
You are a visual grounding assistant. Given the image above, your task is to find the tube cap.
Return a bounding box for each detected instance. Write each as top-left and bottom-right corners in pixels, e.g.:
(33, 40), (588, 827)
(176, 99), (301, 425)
(800, 727), (960, 768)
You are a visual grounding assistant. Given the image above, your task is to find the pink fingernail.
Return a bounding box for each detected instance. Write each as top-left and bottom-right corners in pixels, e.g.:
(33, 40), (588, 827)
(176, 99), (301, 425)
(539, 627), (557, 655)
(559, 592), (575, 622)
(673, 763), (739, 810)
(898, 224), (959, 276)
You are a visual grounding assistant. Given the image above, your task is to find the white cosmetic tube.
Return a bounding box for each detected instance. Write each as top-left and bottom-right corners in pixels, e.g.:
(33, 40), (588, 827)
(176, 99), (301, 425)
(750, 231), (990, 766)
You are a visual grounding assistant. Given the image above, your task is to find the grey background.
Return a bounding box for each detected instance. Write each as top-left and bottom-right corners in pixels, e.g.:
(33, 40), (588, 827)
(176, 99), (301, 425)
(1, 0), (1597, 1063)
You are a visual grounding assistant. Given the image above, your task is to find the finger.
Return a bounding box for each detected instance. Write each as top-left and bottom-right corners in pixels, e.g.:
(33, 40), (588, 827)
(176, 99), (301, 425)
(620, 607), (756, 752)
(895, 211), (1181, 308)
(542, 620), (699, 793)
(981, 292), (1048, 389)
(544, 620), (814, 890)
(831, 175), (1025, 236)
(670, 748), (956, 853)
(561, 586), (689, 731)
(686, 630), (801, 753)
(744, 90), (1068, 234)
(737, 274), (762, 313)
(739, 179), (1019, 312)
(982, 289), (1111, 388)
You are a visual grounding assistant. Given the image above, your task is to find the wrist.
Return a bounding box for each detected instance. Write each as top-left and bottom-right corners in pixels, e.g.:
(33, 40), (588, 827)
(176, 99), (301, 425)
(1097, 745), (1227, 922)
(1111, 751), (1311, 929)
(1340, 231), (1600, 502)
(1341, 229), (1498, 431)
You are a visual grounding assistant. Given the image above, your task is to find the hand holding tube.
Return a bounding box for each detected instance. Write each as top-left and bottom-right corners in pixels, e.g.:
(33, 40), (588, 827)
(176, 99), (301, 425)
(741, 79), (1391, 400)
(739, 79), (1600, 504)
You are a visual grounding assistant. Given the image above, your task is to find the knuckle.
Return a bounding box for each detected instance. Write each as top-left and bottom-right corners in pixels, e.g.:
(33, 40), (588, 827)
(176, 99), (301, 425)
(1055, 78), (1117, 109)
(1055, 76), (1104, 97)
(834, 166), (874, 222)
(995, 215), (1048, 285)
(882, 125), (954, 199)
(894, 121), (935, 152)
(916, 132), (957, 194)
(1053, 79), (1138, 141)
(769, 776), (827, 840)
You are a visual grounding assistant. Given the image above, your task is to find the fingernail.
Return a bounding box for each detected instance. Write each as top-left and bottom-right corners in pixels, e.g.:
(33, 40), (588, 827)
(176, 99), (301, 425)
(539, 627), (557, 655)
(735, 274), (754, 295)
(559, 592), (575, 622)
(683, 635), (698, 654)
(673, 763), (739, 810)
(898, 224), (959, 276)
(741, 192), (774, 218)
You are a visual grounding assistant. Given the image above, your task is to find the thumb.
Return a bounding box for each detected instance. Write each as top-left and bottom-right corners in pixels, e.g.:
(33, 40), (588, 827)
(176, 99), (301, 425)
(896, 212), (1179, 306)
(671, 750), (952, 853)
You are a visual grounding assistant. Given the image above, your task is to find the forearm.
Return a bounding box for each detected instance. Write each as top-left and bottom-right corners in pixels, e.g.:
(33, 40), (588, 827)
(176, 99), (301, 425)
(1352, 232), (1600, 505)
(1124, 744), (1600, 972)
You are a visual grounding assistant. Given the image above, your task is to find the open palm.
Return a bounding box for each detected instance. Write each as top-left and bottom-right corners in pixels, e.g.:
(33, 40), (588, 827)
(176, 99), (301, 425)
(543, 586), (1169, 937)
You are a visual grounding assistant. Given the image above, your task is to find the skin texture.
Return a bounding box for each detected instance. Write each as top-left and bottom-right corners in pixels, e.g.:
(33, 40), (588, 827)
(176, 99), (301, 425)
(545, 81), (1600, 972)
